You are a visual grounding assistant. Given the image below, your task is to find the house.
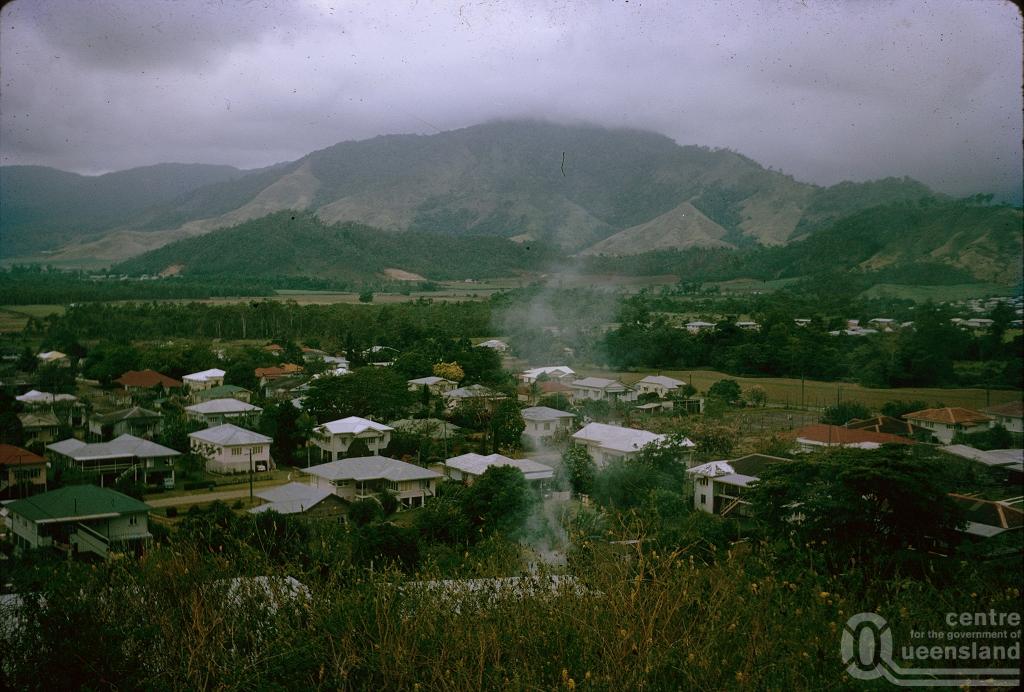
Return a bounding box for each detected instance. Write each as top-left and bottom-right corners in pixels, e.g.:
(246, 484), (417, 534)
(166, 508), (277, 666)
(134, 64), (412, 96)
(903, 407), (993, 444)
(443, 384), (505, 409)
(948, 494), (1023, 538)
(47, 434), (180, 487)
(303, 456), (442, 508)
(941, 446), (1023, 483)
(441, 453), (554, 485)
(249, 482), (347, 519)
(982, 400), (1023, 441)
(15, 389), (77, 408)
(407, 376), (458, 396)
(688, 454), (788, 517)
(844, 416), (928, 439)
(185, 398), (262, 427)
(634, 375), (687, 398)
(365, 346), (399, 365)
(188, 424), (272, 475)
(793, 424), (915, 452)
(114, 369), (182, 393)
(520, 366), (576, 384)
(521, 406), (576, 441)
(571, 423), (673, 467)
(570, 377), (636, 403)
(262, 343), (284, 356)
(87, 406), (163, 441)
(312, 417), (393, 462)
(18, 411), (61, 445)
(735, 321), (760, 331)
(255, 363), (304, 386)
(36, 351), (69, 367)
(684, 321), (716, 334)
(191, 384), (253, 404)
(793, 318), (811, 327)
(182, 368), (226, 391)
(477, 339), (510, 352)
(387, 418), (463, 440)
(6, 485), (151, 558)
(0, 444), (47, 499)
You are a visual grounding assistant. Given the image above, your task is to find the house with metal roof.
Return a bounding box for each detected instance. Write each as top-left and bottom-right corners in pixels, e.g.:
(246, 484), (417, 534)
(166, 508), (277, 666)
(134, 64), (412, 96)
(634, 375), (687, 398)
(571, 423), (676, 467)
(477, 339), (509, 352)
(442, 453), (554, 485)
(182, 368), (226, 391)
(189, 424), (272, 474)
(443, 384), (506, 409)
(190, 383), (253, 404)
(903, 407), (993, 444)
(47, 434), (179, 487)
(570, 377), (637, 403)
(520, 366), (576, 384)
(312, 417), (394, 462)
(0, 444), (47, 499)
(6, 485), (152, 558)
(407, 376), (458, 396)
(303, 456), (442, 508)
(17, 411), (61, 445)
(982, 400), (1023, 440)
(185, 398), (262, 427)
(521, 406), (576, 442)
(87, 406), (163, 441)
(249, 482), (346, 518)
(15, 389), (77, 407)
(687, 454), (789, 517)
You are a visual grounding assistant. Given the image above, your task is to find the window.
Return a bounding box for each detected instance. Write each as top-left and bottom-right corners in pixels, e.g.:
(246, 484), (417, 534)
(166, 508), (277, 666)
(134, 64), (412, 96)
(128, 515), (138, 526)
(699, 478), (709, 486)
(231, 447), (243, 456)
(544, 422), (551, 431)
(700, 494), (707, 505)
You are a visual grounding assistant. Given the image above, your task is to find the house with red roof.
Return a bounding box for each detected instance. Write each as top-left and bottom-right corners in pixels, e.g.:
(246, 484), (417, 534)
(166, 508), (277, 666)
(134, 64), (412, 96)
(114, 369), (183, 392)
(903, 407), (993, 444)
(0, 444), (47, 499)
(793, 424), (915, 452)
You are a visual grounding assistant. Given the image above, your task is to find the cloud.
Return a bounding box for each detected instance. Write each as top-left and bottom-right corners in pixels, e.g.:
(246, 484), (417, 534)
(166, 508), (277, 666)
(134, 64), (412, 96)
(1, 0), (1020, 198)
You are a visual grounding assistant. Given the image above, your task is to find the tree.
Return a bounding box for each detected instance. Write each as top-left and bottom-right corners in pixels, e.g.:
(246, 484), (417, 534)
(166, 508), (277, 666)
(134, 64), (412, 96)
(304, 367), (412, 423)
(348, 498), (383, 527)
(745, 385), (767, 408)
(689, 422), (736, 462)
(35, 363), (76, 394)
(820, 401), (872, 426)
(358, 290), (374, 303)
(259, 401), (308, 467)
(432, 361), (464, 382)
(747, 446), (965, 564)
(563, 444), (595, 496)
(460, 465), (532, 537)
(0, 391), (24, 445)
(880, 400), (929, 419)
(489, 400), (525, 452)
(707, 379), (742, 405)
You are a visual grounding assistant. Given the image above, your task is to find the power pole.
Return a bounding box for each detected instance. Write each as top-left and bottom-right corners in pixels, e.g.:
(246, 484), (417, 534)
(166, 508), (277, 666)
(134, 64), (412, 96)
(249, 447), (254, 501)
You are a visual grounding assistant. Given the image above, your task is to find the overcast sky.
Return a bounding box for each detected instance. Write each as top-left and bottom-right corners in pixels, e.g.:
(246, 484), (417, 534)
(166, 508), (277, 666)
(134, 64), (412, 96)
(1, 0), (1020, 198)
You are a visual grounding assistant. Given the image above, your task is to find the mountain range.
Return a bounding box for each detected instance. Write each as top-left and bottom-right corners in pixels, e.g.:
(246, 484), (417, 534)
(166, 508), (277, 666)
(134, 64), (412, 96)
(1, 120), (1020, 286)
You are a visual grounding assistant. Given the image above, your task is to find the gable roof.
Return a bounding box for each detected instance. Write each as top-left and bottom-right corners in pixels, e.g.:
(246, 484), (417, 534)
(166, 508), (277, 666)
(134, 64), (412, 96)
(192, 384), (251, 401)
(250, 482), (335, 515)
(305, 456), (441, 483)
(90, 406), (162, 426)
(47, 434), (180, 461)
(15, 390), (77, 404)
(114, 369), (182, 389)
(571, 423), (666, 453)
(316, 416), (393, 436)
(18, 411), (60, 428)
(904, 407), (992, 426)
(7, 485), (150, 523)
(521, 406), (575, 422)
(255, 363), (304, 379)
(794, 424), (915, 448)
(521, 366), (575, 380)
(0, 444), (45, 467)
(942, 445), (1024, 469)
(185, 398), (261, 415)
(408, 376), (455, 386)
(688, 453), (789, 480)
(949, 494), (1023, 536)
(845, 415), (925, 437)
(445, 453), (554, 481)
(571, 377), (629, 391)
(636, 375), (685, 389)
(189, 424), (271, 446)
(982, 400), (1024, 419)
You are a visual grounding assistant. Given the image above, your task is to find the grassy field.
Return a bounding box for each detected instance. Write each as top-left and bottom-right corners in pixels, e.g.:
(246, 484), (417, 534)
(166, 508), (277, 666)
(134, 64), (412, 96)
(583, 367), (1021, 411)
(0, 304), (66, 333)
(859, 283), (1013, 302)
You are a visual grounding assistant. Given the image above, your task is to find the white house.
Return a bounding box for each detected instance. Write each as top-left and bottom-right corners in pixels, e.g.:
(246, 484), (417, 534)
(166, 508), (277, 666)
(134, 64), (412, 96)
(634, 375), (687, 398)
(982, 400), (1023, 440)
(189, 424), (272, 474)
(185, 398), (262, 427)
(443, 384), (505, 409)
(520, 366), (576, 384)
(570, 423), (669, 467)
(407, 376), (458, 396)
(684, 321), (716, 334)
(303, 456), (442, 508)
(477, 339), (510, 352)
(735, 321), (760, 331)
(687, 454), (787, 517)
(312, 417), (393, 462)
(441, 453), (554, 485)
(183, 368), (226, 391)
(904, 407), (993, 444)
(521, 406), (576, 441)
(47, 434), (179, 487)
(6, 484), (151, 558)
(15, 390), (77, 407)
(36, 351), (70, 367)
(570, 377), (636, 403)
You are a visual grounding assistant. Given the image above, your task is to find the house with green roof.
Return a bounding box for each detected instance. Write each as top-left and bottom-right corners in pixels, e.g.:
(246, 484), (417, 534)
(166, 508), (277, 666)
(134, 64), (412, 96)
(6, 485), (152, 558)
(190, 384), (253, 404)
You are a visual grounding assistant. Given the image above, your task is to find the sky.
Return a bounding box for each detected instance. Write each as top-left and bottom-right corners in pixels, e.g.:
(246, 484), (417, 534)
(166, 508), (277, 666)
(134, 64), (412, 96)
(1, 0), (1021, 199)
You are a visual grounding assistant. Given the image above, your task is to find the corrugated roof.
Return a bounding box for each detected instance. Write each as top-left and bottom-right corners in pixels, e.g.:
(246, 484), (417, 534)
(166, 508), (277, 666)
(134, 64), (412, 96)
(521, 406), (575, 422)
(183, 368), (226, 382)
(49, 434), (180, 460)
(15, 390), (77, 404)
(185, 398), (261, 415)
(0, 444), (45, 466)
(91, 406), (162, 425)
(636, 375), (685, 388)
(571, 423), (666, 453)
(571, 377), (628, 390)
(305, 456), (441, 483)
(445, 453), (554, 480)
(189, 424), (271, 446)
(317, 416), (393, 435)
(250, 482), (335, 514)
(7, 485), (150, 523)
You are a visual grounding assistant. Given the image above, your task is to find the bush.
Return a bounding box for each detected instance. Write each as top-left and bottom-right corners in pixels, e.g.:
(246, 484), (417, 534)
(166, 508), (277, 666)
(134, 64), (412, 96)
(165, 506), (177, 518)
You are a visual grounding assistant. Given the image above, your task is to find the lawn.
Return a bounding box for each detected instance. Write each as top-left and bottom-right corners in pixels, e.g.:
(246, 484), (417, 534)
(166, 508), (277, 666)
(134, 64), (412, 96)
(0, 304), (66, 333)
(859, 283), (1012, 302)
